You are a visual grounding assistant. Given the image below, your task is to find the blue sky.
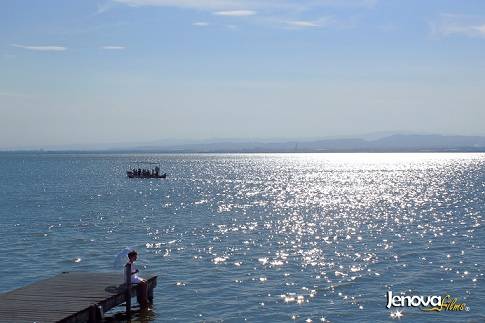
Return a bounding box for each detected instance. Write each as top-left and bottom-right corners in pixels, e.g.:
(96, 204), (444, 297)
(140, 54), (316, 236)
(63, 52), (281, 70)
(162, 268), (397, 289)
(1, 0), (485, 148)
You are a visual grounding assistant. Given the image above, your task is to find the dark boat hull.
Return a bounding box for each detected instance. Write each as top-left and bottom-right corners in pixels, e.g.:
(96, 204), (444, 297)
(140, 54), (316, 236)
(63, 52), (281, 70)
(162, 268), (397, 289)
(127, 172), (167, 179)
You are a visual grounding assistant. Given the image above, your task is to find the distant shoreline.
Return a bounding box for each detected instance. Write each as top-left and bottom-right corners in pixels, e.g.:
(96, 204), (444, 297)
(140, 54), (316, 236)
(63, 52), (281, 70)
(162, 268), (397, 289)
(1, 149), (485, 154)
(2, 134), (485, 154)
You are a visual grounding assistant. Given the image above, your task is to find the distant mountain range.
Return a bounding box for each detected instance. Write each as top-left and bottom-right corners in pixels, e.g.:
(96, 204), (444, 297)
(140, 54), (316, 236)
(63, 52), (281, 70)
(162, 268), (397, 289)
(3, 134), (485, 153)
(123, 134), (485, 153)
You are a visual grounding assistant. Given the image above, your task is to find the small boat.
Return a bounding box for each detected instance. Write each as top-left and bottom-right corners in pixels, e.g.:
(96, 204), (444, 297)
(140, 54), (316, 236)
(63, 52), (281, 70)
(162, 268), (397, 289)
(127, 171), (166, 179)
(127, 165), (166, 179)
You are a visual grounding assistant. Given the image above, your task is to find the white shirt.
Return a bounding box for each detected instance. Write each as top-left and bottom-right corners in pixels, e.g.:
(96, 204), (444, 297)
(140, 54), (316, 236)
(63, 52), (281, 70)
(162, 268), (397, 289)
(128, 262), (143, 284)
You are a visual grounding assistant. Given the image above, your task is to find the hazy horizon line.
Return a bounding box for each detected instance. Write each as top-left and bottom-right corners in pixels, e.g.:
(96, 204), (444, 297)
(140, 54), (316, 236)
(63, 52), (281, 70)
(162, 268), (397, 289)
(2, 132), (485, 152)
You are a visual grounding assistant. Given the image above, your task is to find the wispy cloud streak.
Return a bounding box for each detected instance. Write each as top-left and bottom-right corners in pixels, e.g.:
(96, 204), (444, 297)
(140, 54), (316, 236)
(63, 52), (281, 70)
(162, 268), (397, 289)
(113, 0), (248, 10)
(11, 44), (67, 51)
(192, 22), (210, 27)
(113, 0), (374, 30)
(213, 10), (256, 17)
(282, 16), (335, 29)
(113, 0), (377, 11)
(431, 14), (485, 38)
(286, 21), (320, 28)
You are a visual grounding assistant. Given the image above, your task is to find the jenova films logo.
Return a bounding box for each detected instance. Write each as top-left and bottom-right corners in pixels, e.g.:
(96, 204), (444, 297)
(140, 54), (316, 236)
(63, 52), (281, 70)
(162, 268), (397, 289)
(386, 291), (469, 312)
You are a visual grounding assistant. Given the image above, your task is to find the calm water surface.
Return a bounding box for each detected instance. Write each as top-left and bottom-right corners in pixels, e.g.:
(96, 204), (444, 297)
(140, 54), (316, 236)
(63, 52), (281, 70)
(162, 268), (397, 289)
(0, 153), (483, 322)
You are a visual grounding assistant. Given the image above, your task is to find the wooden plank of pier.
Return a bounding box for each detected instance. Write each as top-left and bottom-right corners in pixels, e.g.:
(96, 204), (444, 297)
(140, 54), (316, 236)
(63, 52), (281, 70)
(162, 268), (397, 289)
(0, 271), (157, 323)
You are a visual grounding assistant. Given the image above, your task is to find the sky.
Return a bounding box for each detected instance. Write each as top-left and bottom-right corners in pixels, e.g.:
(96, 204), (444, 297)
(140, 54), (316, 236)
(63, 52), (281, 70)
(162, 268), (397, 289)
(1, 0), (485, 149)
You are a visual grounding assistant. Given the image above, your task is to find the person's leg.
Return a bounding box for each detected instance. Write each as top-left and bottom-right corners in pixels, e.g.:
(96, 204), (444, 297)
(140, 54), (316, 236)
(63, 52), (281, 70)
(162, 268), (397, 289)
(138, 281), (149, 308)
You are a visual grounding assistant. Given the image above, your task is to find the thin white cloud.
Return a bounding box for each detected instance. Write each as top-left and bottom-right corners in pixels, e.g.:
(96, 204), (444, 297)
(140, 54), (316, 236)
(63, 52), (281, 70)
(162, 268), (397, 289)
(11, 44), (67, 51)
(439, 24), (485, 37)
(213, 10), (256, 17)
(113, 0), (375, 30)
(114, 0), (247, 10)
(192, 22), (210, 27)
(283, 16), (334, 29)
(431, 14), (485, 38)
(114, 0), (376, 11)
(286, 20), (320, 28)
(101, 46), (126, 50)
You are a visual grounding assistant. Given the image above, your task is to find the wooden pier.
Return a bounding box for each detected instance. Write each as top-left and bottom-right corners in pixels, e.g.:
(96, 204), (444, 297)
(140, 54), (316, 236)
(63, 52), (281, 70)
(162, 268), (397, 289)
(0, 271), (157, 323)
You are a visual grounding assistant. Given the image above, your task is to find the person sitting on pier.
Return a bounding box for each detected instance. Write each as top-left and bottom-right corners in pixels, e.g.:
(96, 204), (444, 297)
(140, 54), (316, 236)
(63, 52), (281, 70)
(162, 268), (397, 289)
(155, 166), (160, 176)
(127, 250), (150, 308)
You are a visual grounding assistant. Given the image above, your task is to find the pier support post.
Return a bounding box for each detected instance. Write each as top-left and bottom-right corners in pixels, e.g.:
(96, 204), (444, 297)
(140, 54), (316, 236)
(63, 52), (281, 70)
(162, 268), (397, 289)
(125, 263), (132, 316)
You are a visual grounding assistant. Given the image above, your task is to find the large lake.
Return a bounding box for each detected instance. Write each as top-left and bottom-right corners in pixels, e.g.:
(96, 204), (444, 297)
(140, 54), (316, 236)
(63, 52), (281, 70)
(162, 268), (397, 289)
(0, 153), (483, 322)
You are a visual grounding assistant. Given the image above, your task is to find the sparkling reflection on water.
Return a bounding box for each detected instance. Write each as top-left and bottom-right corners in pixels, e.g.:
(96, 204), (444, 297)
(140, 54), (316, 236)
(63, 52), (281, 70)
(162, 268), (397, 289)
(0, 153), (483, 322)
